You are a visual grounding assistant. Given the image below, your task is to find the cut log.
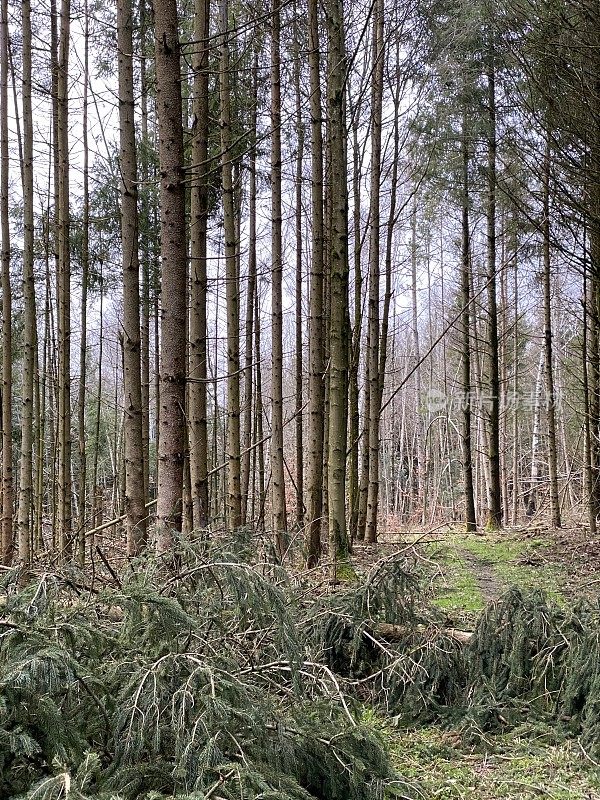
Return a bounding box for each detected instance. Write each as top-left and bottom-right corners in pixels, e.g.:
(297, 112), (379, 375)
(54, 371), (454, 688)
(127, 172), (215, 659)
(373, 622), (473, 644)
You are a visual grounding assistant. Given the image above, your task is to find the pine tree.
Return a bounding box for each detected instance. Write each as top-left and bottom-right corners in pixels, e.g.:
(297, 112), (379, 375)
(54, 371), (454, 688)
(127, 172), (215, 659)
(154, 0), (188, 552)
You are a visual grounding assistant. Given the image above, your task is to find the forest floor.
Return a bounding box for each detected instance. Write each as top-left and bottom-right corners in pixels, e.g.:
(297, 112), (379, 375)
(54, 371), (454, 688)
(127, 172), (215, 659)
(359, 525), (600, 799)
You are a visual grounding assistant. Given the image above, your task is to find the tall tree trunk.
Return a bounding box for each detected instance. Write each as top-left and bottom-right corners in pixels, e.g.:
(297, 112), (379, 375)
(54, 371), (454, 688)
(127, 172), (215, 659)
(542, 137), (561, 528)
(348, 112), (362, 544)
(90, 268), (103, 542)
(484, 36), (502, 530)
(410, 196), (425, 523)
(43, 209), (58, 546)
(325, 0), (350, 563)
(139, 0), (151, 503)
(49, 0), (59, 549)
(270, 0), (287, 552)
(154, 0), (187, 552)
(76, 0), (89, 565)
(460, 111), (477, 532)
(118, 0), (146, 554)
(588, 252), (600, 529)
(582, 238), (597, 532)
(306, 0), (325, 567)
(219, 0), (241, 530)
(240, 48), (258, 526)
(17, 0), (36, 568)
(57, 0), (72, 557)
(511, 236), (520, 525)
(378, 46), (400, 523)
(254, 286), (266, 529)
(365, 0), (384, 545)
(0, 0), (12, 566)
(587, 13), (600, 532)
(189, 0), (210, 531)
(357, 387), (370, 538)
(293, 7), (304, 532)
(527, 351), (544, 518)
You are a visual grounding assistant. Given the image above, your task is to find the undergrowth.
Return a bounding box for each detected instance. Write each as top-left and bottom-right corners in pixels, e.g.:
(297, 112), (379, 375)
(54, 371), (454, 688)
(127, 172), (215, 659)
(308, 552), (600, 755)
(0, 533), (409, 800)
(2, 534), (600, 799)
(386, 724), (600, 799)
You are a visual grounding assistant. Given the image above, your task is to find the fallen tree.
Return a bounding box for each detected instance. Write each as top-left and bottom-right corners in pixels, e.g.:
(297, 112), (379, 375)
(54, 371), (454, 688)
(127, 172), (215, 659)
(2, 537), (599, 799)
(0, 534), (408, 800)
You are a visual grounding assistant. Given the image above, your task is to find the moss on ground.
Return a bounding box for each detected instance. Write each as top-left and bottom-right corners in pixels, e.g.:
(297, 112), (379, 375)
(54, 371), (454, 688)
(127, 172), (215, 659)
(431, 558), (485, 614)
(459, 534), (566, 603)
(428, 533), (566, 622)
(334, 559), (359, 583)
(385, 724), (600, 800)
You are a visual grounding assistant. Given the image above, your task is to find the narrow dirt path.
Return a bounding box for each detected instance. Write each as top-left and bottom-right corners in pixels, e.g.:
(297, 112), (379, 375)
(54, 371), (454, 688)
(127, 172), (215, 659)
(458, 549), (502, 603)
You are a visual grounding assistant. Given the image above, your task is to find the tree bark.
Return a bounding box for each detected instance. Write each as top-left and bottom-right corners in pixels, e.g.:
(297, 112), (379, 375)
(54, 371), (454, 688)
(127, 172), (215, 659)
(365, 0), (384, 545)
(270, 0), (287, 552)
(75, 0), (89, 565)
(254, 286), (266, 529)
(410, 196), (425, 523)
(292, 7), (304, 532)
(219, 0), (242, 530)
(484, 37), (502, 530)
(542, 137), (561, 528)
(582, 243), (597, 533)
(348, 112), (362, 544)
(460, 111), (477, 532)
(118, 0), (147, 554)
(325, 0), (350, 563)
(526, 351), (544, 518)
(379, 47), (400, 526)
(189, 0), (210, 532)
(56, 0), (72, 558)
(306, 0), (325, 567)
(511, 237), (520, 525)
(17, 0), (36, 568)
(240, 49), (258, 527)
(139, 0), (151, 504)
(154, 0), (187, 552)
(0, 0), (12, 566)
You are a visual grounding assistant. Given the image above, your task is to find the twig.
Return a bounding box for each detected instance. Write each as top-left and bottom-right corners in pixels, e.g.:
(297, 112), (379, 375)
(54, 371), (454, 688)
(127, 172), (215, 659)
(74, 670), (111, 740)
(95, 546), (122, 588)
(577, 739), (600, 766)
(205, 769), (236, 799)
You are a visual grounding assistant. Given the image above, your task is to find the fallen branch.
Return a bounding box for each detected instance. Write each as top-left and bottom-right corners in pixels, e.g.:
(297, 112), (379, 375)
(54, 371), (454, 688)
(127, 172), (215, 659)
(373, 622), (473, 644)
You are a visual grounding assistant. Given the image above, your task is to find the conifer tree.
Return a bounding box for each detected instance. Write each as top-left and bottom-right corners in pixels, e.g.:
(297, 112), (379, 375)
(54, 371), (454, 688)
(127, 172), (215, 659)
(154, 0), (188, 551)
(306, 0), (326, 566)
(325, 0), (350, 563)
(56, 0), (72, 557)
(18, 0), (38, 567)
(118, 0), (147, 554)
(0, 0), (12, 565)
(219, 0), (242, 530)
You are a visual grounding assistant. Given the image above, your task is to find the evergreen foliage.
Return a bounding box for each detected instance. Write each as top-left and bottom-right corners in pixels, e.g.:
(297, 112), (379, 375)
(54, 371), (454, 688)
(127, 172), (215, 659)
(2, 540), (600, 798)
(332, 575), (600, 754)
(303, 553), (600, 755)
(0, 535), (404, 800)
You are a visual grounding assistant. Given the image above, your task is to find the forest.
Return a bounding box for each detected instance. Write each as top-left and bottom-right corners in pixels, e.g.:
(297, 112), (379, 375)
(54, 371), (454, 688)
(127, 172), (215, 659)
(1, 0), (600, 796)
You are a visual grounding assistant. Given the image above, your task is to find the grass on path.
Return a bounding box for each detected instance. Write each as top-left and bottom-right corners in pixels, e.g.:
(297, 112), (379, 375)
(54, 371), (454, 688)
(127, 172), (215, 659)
(387, 724), (600, 800)
(382, 528), (600, 800)
(428, 531), (565, 628)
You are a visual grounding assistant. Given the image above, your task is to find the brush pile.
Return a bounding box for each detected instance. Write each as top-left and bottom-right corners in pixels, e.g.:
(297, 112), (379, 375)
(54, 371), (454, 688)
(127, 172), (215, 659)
(1, 535), (599, 799)
(316, 560), (600, 752)
(0, 534), (407, 800)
